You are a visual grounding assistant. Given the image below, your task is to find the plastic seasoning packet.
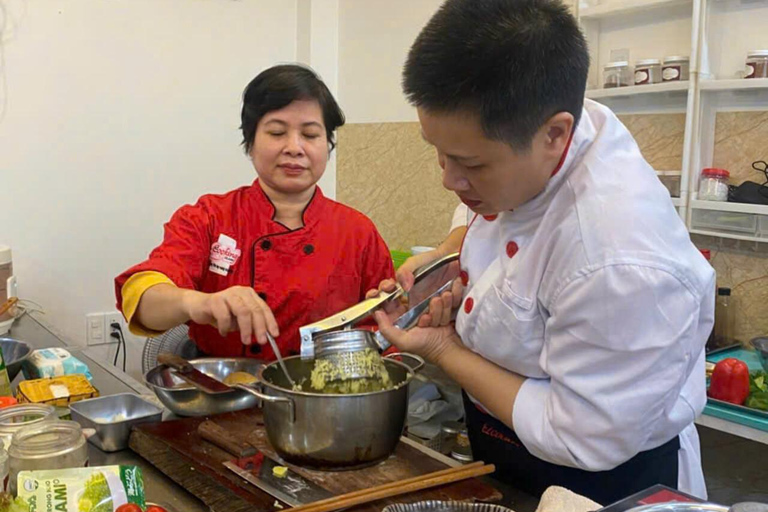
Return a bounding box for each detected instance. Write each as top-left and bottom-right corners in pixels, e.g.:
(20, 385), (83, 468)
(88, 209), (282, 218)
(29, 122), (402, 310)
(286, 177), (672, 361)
(22, 349), (93, 382)
(16, 465), (146, 512)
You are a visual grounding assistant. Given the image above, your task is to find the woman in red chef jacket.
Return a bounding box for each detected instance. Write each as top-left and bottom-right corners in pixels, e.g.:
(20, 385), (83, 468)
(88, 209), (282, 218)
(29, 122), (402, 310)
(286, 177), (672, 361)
(115, 64), (394, 361)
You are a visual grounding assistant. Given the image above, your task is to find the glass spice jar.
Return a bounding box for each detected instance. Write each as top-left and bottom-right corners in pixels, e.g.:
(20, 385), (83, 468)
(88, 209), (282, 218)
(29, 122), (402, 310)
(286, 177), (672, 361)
(7, 420), (88, 494)
(745, 50), (768, 79)
(603, 61), (632, 88)
(0, 404), (56, 450)
(662, 56), (690, 82)
(635, 59), (662, 85)
(699, 168), (730, 202)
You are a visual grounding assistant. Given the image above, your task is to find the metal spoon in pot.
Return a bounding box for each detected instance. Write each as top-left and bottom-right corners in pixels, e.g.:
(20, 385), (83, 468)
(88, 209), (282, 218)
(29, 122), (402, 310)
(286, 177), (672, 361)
(266, 332), (297, 388)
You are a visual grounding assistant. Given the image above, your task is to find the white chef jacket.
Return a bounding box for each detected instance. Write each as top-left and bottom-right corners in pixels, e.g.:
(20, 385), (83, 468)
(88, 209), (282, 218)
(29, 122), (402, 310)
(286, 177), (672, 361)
(455, 99), (714, 499)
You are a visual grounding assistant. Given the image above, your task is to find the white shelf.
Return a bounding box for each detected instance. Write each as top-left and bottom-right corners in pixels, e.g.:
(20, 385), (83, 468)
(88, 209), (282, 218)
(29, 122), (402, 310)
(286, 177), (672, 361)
(579, 0), (692, 20)
(689, 229), (768, 243)
(700, 78), (768, 92)
(671, 197), (684, 207)
(586, 81), (689, 99)
(690, 199), (768, 215)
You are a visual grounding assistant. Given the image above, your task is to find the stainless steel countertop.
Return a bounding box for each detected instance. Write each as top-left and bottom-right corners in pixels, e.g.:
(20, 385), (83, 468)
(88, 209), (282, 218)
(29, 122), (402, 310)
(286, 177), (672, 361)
(9, 314), (211, 512)
(7, 314), (538, 512)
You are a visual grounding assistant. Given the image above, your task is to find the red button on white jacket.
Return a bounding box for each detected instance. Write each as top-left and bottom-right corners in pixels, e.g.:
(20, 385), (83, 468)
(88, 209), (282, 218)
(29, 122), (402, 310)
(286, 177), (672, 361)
(506, 241), (519, 258)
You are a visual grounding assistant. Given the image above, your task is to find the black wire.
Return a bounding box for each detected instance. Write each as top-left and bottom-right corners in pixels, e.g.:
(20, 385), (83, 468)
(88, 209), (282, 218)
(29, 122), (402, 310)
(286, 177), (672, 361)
(114, 325), (127, 372)
(113, 332), (121, 366)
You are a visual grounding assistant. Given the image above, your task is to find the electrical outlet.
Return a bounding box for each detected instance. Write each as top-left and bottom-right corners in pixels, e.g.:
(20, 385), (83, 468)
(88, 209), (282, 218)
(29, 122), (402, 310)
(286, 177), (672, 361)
(86, 313), (105, 345)
(105, 311), (124, 344)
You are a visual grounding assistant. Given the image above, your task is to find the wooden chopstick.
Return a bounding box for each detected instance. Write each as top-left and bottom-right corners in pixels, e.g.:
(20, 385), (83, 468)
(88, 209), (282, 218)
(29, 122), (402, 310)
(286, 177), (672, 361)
(288, 461), (495, 512)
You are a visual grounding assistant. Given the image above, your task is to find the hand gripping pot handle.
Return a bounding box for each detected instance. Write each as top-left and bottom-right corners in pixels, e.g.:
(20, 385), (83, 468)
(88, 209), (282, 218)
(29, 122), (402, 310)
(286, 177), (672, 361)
(233, 383), (295, 423)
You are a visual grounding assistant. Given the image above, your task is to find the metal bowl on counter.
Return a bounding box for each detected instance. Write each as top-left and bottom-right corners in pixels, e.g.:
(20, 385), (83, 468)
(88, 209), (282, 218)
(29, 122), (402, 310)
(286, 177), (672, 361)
(238, 352), (424, 470)
(144, 358), (265, 417)
(384, 502), (514, 512)
(0, 337), (32, 380)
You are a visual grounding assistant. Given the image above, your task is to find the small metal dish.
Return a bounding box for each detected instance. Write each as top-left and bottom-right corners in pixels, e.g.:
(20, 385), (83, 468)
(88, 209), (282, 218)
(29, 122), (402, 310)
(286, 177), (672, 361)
(145, 357), (265, 417)
(0, 337), (32, 380)
(383, 501), (514, 512)
(69, 393), (163, 452)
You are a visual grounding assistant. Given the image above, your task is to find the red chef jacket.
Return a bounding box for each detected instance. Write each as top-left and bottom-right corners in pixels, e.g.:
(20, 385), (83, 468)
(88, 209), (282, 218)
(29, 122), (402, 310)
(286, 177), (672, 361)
(115, 180), (394, 360)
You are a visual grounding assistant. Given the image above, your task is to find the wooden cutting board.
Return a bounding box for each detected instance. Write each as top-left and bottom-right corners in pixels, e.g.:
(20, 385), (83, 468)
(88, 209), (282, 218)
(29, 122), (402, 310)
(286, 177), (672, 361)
(130, 408), (502, 512)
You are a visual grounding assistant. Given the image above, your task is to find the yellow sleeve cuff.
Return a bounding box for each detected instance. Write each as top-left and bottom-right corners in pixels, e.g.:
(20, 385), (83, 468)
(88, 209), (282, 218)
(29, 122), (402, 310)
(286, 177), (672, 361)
(121, 271), (176, 337)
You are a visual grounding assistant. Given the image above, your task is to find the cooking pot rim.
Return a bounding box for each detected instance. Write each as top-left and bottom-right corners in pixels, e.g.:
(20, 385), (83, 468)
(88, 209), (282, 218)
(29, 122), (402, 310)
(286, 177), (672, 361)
(256, 353), (422, 397)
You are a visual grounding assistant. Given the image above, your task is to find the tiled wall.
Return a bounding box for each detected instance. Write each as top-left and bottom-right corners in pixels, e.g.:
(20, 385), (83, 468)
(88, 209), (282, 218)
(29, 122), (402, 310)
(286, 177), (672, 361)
(336, 123), (455, 251)
(336, 113), (687, 250)
(336, 111), (768, 344)
(713, 111), (768, 185)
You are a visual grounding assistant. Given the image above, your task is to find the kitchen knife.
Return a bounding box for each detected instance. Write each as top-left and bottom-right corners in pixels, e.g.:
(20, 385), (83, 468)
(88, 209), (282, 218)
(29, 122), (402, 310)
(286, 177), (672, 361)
(157, 353), (231, 394)
(224, 457), (334, 506)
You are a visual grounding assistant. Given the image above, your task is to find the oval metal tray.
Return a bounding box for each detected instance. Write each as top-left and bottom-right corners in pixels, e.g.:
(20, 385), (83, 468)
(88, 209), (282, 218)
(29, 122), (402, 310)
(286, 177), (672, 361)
(383, 501), (514, 512)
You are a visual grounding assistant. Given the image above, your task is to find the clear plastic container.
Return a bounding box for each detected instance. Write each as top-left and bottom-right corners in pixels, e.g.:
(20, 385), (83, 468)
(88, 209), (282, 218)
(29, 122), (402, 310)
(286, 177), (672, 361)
(692, 209), (756, 234)
(662, 56), (690, 82)
(8, 420), (88, 494)
(0, 404), (56, 450)
(603, 61), (632, 88)
(698, 168), (730, 201)
(0, 446), (7, 492)
(745, 50), (768, 79)
(634, 59), (662, 85)
(658, 172), (681, 197)
(714, 288), (736, 348)
(0, 247), (12, 325)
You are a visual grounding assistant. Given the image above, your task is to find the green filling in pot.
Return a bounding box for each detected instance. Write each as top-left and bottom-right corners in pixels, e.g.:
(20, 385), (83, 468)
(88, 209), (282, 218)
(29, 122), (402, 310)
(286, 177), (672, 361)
(309, 349), (393, 394)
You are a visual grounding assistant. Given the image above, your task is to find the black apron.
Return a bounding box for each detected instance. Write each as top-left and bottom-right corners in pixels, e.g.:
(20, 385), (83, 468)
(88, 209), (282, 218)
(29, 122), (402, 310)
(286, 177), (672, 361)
(462, 392), (680, 505)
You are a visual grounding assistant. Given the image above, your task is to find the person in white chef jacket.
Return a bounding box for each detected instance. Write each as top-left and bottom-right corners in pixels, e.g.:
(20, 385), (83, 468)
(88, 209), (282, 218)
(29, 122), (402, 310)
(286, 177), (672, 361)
(372, 0), (714, 504)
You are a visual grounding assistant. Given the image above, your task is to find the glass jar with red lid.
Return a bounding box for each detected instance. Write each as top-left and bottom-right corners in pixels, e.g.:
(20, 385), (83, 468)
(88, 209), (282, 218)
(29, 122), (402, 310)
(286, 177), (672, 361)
(699, 168), (730, 201)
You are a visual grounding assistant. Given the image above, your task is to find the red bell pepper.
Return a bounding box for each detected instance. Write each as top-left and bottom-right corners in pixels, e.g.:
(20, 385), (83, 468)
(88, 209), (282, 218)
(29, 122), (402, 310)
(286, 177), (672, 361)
(708, 358), (750, 405)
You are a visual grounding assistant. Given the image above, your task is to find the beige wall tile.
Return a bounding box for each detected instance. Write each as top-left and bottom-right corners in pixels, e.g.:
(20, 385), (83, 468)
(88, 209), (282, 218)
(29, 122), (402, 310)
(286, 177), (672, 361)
(692, 234), (768, 346)
(336, 123), (458, 251)
(713, 111), (768, 185)
(617, 114), (686, 171)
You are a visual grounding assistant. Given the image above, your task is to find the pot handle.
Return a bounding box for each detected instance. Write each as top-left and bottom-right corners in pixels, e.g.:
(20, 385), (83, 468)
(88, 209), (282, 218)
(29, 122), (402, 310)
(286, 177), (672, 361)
(233, 384), (295, 423)
(384, 352), (425, 373)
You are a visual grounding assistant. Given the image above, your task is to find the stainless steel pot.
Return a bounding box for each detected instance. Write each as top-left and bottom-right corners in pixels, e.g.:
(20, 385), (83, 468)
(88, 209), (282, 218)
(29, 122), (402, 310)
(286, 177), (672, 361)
(238, 352), (424, 470)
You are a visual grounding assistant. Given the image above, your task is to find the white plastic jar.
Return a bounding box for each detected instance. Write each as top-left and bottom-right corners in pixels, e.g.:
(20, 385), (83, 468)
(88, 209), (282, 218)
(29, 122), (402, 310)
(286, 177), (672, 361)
(699, 168), (730, 202)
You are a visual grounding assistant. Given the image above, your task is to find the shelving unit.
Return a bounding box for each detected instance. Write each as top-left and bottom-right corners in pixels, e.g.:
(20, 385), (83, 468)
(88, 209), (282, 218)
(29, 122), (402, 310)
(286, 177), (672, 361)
(585, 81), (689, 99)
(580, 0), (693, 20)
(579, 0), (768, 241)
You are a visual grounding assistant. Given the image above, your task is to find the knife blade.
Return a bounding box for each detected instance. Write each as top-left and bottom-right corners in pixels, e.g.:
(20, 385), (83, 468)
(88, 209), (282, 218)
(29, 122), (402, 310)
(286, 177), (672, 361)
(157, 353), (231, 394)
(224, 457), (334, 506)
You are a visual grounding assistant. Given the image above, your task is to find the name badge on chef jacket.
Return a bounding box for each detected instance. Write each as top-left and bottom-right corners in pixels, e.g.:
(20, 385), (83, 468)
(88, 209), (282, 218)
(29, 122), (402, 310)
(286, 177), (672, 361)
(209, 234), (241, 276)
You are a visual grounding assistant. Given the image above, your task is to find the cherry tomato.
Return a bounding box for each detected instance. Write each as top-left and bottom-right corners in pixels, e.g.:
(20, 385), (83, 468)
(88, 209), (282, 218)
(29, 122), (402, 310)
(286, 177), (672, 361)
(146, 507), (169, 512)
(115, 504), (142, 512)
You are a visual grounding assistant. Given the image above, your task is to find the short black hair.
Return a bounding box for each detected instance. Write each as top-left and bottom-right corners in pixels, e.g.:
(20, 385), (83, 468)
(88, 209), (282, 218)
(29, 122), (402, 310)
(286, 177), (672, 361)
(240, 64), (345, 154)
(403, 0), (589, 151)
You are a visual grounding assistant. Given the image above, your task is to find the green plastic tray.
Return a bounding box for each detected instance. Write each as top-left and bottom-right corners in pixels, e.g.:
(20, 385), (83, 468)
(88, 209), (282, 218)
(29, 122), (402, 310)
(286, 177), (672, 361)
(704, 347), (768, 432)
